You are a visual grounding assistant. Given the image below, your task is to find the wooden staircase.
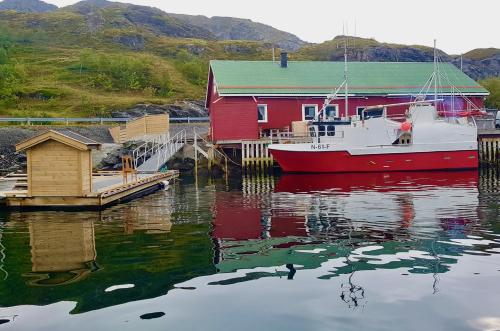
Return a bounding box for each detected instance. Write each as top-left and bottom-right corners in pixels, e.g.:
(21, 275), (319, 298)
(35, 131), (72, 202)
(6, 173), (27, 190)
(193, 128), (229, 174)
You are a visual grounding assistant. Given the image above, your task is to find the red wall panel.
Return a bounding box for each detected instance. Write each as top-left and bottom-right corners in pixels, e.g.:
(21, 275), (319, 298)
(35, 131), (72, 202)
(211, 97), (259, 141)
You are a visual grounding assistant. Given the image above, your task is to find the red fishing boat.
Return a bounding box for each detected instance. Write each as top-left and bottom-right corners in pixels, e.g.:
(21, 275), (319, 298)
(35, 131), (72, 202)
(268, 41), (483, 173)
(269, 101), (480, 173)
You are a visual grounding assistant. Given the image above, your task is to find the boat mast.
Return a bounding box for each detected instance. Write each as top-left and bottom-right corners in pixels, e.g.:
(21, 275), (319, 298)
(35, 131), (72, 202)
(433, 39), (438, 108)
(314, 25), (349, 121)
(344, 31), (349, 117)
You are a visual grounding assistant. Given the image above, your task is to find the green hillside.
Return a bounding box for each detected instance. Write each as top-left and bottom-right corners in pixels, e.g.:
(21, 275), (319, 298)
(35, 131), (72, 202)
(0, 3), (498, 118)
(463, 48), (500, 60)
(0, 8), (273, 117)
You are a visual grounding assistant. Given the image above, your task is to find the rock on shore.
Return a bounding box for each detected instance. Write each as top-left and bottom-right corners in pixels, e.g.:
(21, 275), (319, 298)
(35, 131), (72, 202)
(0, 126), (114, 174)
(111, 101), (208, 118)
(0, 123), (211, 175)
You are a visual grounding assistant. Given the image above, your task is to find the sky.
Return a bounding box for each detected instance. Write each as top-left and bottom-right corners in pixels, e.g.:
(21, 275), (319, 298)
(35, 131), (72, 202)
(43, 0), (499, 54)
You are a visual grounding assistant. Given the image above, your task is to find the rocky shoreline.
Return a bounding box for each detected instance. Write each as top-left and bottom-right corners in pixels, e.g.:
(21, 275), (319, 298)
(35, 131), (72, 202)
(0, 123), (209, 175)
(111, 101), (208, 118)
(0, 126), (115, 174)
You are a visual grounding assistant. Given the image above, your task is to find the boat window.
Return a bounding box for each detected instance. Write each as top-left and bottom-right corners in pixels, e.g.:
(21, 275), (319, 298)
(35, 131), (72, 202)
(327, 125), (336, 136)
(257, 104), (268, 123)
(308, 126), (316, 137)
(302, 105), (318, 121)
(318, 125), (326, 137)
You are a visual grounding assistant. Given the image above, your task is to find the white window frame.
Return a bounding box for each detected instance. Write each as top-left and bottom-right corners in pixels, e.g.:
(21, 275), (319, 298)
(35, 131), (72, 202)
(257, 104), (268, 123)
(302, 104), (318, 121)
(324, 104), (339, 119)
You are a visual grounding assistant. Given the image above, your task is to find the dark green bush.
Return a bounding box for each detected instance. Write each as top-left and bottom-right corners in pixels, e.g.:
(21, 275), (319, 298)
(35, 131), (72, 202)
(76, 50), (173, 96)
(481, 78), (500, 109)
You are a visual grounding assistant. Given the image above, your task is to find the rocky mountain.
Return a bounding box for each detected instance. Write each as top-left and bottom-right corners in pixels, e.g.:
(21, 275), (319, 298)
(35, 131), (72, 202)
(169, 14), (305, 51)
(62, 0), (216, 40)
(457, 48), (500, 80)
(297, 36), (499, 81)
(0, 0), (305, 50)
(0, 0), (57, 12)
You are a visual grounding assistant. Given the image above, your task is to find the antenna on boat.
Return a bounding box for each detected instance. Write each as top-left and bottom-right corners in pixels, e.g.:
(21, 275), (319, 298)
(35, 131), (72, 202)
(344, 26), (349, 118)
(433, 39), (438, 108)
(314, 24), (349, 122)
(414, 39), (482, 115)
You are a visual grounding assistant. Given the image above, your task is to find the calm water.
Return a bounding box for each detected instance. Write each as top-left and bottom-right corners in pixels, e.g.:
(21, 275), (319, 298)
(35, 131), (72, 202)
(1, 170), (500, 331)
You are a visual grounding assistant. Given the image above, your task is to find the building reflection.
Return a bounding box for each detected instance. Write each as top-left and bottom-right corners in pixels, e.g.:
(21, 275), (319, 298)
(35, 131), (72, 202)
(26, 218), (97, 286)
(122, 206), (173, 235)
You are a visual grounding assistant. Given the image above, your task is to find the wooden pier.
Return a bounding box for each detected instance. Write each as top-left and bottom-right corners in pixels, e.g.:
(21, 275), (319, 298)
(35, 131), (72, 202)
(1, 130), (178, 210)
(478, 130), (500, 166)
(241, 139), (274, 173)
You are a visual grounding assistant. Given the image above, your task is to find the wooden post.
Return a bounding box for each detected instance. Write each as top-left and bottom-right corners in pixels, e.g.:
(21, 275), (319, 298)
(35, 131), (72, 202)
(193, 130), (198, 177)
(225, 157), (228, 177)
(242, 142), (246, 171)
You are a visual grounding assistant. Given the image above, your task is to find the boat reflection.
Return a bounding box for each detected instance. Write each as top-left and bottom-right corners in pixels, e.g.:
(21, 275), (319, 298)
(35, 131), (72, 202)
(275, 171), (479, 193)
(212, 171), (481, 285)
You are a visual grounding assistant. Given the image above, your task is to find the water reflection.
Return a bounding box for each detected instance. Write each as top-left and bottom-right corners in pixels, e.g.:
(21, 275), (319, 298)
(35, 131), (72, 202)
(211, 171), (488, 287)
(0, 170), (500, 331)
(0, 191), (215, 314)
(26, 218), (97, 286)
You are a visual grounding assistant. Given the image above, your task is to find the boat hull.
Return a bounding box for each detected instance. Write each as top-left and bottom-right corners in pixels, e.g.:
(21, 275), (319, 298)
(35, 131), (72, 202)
(269, 149), (478, 173)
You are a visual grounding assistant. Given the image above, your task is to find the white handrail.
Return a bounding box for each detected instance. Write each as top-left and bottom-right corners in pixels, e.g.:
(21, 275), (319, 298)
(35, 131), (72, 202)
(132, 130), (187, 172)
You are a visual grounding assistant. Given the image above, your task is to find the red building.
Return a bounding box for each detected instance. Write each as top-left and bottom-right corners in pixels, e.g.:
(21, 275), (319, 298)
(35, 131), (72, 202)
(206, 56), (489, 142)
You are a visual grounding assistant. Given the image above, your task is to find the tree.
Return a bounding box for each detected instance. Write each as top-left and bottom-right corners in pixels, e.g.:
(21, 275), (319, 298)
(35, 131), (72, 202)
(481, 78), (500, 109)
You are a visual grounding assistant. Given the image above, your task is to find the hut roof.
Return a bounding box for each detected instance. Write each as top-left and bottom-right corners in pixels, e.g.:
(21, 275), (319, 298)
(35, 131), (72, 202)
(16, 130), (101, 152)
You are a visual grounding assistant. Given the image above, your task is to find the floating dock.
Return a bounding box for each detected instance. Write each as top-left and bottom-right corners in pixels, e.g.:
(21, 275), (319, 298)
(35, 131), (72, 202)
(2, 171), (177, 209)
(0, 130), (178, 210)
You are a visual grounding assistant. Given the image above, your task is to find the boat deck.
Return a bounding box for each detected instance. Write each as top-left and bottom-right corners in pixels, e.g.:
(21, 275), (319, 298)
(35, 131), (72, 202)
(1, 171), (178, 209)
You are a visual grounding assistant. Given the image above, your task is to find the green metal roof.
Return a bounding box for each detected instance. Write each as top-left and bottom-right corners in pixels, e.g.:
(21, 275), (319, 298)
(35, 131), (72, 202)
(210, 60), (489, 96)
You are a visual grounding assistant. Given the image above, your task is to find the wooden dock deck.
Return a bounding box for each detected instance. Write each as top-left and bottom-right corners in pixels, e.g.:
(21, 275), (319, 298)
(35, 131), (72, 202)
(1, 171), (178, 209)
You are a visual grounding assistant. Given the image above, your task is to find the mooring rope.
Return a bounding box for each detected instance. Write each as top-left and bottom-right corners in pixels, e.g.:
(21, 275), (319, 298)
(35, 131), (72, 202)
(0, 226), (8, 280)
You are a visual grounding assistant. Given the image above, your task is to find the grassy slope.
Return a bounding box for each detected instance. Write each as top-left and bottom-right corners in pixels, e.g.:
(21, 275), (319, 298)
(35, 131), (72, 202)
(0, 11), (498, 118)
(0, 9), (272, 117)
(463, 48), (500, 60)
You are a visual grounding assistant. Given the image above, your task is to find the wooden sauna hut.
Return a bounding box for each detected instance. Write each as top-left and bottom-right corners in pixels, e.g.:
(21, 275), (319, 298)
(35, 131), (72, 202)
(15, 130), (101, 198)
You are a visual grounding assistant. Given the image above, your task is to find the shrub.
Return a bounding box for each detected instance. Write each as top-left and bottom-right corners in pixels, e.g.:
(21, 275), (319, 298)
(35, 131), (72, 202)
(178, 61), (207, 86)
(0, 64), (26, 101)
(481, 78), (500, 109)
(0, 48), (7, 65)
(77, 50), (173, 96)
